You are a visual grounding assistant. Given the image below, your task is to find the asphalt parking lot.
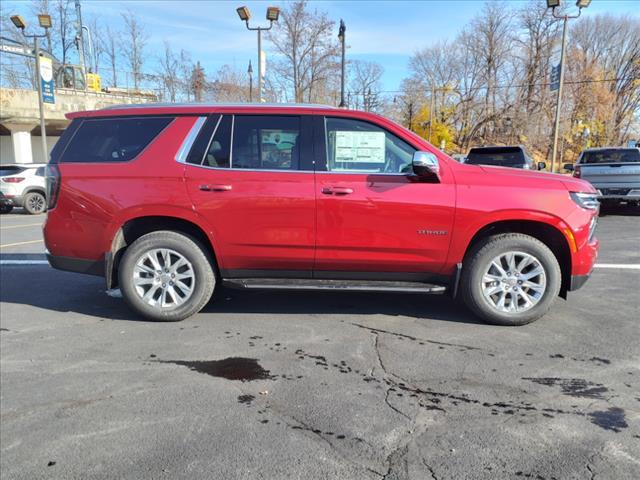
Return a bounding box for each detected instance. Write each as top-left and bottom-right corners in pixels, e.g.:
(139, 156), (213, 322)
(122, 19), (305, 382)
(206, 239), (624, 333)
(1, 206), (639, 479)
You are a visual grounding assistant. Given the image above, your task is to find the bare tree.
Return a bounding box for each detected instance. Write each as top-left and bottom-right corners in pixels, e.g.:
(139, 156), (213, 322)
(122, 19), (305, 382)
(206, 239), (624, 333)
(102, 24), (119, 87)
(121, 10), (147, 90)
(190, 61), (205, 102)
(158, 41), (179, 101)
(348, 60), (384, 111)
(268, 0), (339, 103)
(177, 49), (193, 101)
(210, 64), (249, 102)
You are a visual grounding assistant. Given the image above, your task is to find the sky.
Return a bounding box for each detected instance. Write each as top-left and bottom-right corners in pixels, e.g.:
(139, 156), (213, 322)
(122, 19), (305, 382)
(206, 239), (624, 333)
(2, 0), (639, 91)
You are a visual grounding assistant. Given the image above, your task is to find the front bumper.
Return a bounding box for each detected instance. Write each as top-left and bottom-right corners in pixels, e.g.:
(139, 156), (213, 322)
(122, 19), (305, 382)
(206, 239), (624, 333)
(596, 187), (640, 200)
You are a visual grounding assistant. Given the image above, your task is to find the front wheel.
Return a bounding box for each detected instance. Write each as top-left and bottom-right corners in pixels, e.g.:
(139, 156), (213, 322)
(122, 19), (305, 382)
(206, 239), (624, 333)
(118, 231), (216, 321)
(460, 234), (561, 326)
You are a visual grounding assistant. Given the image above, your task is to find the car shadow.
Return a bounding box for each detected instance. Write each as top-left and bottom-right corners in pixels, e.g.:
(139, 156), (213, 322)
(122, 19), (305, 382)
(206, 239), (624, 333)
(0, 257), (482, 325)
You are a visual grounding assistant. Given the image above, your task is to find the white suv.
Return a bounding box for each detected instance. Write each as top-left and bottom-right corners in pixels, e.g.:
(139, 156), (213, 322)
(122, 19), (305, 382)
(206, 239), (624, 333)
(0, 164), (47, 214)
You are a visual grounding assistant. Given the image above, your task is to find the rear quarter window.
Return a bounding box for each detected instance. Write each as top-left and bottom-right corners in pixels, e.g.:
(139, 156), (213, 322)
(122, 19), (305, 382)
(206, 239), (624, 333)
(59, 116), (174, 163)
(0, 166), (26, 176)
(466, 147), (525, 166)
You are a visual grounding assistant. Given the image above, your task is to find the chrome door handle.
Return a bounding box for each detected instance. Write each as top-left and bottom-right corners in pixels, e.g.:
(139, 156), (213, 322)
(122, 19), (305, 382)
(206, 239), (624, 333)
(321, 187), (353, 195)
(200, 184), (232, 192)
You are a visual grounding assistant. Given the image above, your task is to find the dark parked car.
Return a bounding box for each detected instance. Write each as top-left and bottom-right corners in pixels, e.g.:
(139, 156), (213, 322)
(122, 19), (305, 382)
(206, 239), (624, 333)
(465, 146), (545, 171)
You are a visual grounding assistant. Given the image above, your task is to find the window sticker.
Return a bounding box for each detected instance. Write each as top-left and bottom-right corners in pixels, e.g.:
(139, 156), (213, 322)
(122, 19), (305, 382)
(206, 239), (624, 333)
(334, 131), (385, 164)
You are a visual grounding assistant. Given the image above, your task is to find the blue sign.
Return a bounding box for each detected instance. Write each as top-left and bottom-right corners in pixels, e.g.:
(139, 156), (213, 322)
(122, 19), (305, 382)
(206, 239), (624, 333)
(40, 56), (55, 104)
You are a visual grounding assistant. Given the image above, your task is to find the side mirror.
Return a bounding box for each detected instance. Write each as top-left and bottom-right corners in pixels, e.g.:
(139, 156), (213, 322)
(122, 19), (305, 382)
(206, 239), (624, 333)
(412, 151), (440, 179)
(537, 161), (546, 170)
(563, 163), (574, 172)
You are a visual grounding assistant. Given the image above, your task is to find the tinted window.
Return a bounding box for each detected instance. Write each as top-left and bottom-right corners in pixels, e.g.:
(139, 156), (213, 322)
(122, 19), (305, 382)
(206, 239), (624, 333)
(35, 167), (45, 176)
(186, 115), (219, 165)
(232, 116), (300, 170)
(580, 149), (640, 164)
(60, 117), (173, 163)
(325, 117), (415, 173)
(0, 166), (26, 176)
(466, 147), (526, 166)
(204, 116), (232, 168)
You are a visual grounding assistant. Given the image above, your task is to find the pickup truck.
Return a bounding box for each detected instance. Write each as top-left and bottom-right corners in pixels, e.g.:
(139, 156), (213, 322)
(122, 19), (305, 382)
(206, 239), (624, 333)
(465, 145), (546, 171)
(565, 147), (640, 207)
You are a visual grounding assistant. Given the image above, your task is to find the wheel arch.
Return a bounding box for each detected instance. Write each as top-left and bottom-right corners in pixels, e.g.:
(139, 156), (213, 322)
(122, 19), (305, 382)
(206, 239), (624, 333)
(462, 219), (572, 298)
(106, 215), (219, 289)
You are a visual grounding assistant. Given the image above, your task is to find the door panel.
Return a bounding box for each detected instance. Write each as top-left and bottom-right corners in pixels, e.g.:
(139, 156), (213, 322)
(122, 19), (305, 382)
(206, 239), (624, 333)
(314, 116), (455, 276)
(184, 115), (316, 273)
(315, 173), (455, 274)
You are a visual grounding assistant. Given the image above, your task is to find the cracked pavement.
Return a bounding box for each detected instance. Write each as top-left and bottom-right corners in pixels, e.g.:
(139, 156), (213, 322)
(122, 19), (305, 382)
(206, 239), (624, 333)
(1, 213), (639, 479)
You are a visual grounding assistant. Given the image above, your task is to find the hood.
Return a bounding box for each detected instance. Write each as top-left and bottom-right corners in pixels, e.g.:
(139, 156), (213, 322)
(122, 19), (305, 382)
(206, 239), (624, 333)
(475, 165), (596, 193)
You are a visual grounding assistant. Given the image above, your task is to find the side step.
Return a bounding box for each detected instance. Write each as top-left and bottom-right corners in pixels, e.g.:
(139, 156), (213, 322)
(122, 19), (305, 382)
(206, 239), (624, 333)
(222, 278), (447, 294)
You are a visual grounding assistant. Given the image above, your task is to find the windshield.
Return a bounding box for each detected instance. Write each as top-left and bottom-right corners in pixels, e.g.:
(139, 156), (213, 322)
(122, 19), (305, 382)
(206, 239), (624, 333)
(580, 149), (640, 164)
(466, 147), (525, 166)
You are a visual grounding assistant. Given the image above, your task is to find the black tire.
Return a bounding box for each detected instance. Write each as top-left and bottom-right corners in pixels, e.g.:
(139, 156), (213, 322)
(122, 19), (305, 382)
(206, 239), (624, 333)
(118, 231), (216, 321)
(23, 191), (46, 215)
(460, 233), (561, 326)
(0, 205), (13, 214)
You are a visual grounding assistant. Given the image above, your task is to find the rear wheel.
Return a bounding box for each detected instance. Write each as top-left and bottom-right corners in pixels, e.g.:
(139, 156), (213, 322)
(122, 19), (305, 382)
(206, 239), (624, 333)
(23, 192), (46, 214)
(118, 231), (216, 321)
(461, 233), (561, 326)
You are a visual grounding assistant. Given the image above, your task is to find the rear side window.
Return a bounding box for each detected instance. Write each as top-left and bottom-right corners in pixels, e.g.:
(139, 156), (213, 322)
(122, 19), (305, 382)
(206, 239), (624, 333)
(204, 116), (232, 168)
(232, 116), (300, 170)
(60, 117), (173, 163)
(580, 149), (640, 164)
(466, 147), (525, 166)
(0, 166), (26, 176)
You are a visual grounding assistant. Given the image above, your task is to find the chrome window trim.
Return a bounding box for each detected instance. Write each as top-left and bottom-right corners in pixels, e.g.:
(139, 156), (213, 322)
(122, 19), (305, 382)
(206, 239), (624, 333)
(183, 163), (313, 174)
(175, 116), (207, 164)
(230, 115), (235, 168)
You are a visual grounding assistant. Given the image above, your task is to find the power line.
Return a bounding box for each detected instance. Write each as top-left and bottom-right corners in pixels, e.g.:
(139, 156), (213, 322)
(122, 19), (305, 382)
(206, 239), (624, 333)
(348, 77), (629, 97)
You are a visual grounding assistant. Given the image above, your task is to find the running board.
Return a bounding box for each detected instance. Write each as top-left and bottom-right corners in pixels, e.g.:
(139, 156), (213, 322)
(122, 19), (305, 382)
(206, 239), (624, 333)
(222, 278), (447, 294)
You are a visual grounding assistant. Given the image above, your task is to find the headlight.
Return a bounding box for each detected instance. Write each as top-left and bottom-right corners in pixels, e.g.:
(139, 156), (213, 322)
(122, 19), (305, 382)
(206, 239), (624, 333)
(570, 192), (599, 210)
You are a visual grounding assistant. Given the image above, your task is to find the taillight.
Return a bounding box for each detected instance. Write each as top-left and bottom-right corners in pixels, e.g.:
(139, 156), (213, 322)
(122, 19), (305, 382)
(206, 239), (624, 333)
(2, 177), (25, 183)
(573, 165), (581, 178)
(45, 164), (61, 210)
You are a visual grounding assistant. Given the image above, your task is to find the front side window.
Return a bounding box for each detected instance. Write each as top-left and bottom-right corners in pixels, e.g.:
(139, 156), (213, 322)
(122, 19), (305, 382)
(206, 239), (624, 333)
(325, 117), (415, 174)
(232, 116), (300, 170)
(60, 117), (173, 163)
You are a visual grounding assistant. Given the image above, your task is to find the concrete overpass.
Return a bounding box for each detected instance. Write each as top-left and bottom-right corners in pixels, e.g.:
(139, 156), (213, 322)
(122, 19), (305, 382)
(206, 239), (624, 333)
(0, 87), (154, 164)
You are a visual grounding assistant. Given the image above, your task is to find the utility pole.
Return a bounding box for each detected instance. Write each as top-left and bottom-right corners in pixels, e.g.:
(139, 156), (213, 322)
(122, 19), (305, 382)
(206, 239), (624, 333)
(548, 0), (591, 173)
(338, 20), (346, 108)
(74, 0), (86, 88)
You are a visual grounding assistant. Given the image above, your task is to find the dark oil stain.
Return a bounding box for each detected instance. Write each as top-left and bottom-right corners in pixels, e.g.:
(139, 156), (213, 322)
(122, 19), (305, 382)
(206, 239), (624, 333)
(47, 461), (56, 467)
(588, 407), (628, 433)
(237, 394), (255, 405)
(0, 328), (10, 332)
(589, 357), (611, 365)
(149, 354), (156, 358)
(160, 358), (274, 381)
(522, 377), (609, 399)
(549, 354), (564, 359)
(260, 419), (269, 424)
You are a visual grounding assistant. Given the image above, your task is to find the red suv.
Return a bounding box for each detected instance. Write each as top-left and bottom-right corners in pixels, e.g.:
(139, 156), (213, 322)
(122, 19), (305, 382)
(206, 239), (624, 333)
(43, 104), (599, 325)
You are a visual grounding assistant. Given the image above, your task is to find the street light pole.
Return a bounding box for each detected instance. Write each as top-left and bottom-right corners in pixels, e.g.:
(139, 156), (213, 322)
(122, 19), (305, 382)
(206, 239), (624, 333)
(338, 20), (346, 108)
(237, 6), (280, 103)
(11, 14), (51, 164)
(248, 60), (253, 102)
(548, 0), (590, 173)
(34, 36), (48, 164)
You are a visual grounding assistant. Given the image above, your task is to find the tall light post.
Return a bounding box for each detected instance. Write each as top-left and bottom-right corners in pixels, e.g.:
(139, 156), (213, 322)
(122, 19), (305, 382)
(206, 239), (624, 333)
(547, 0), (591, 173)
(338, 19), (346, 108)
(248, 60), (253, 102)
(11, 14), (52, 164)
(236, 6), (279, 103)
